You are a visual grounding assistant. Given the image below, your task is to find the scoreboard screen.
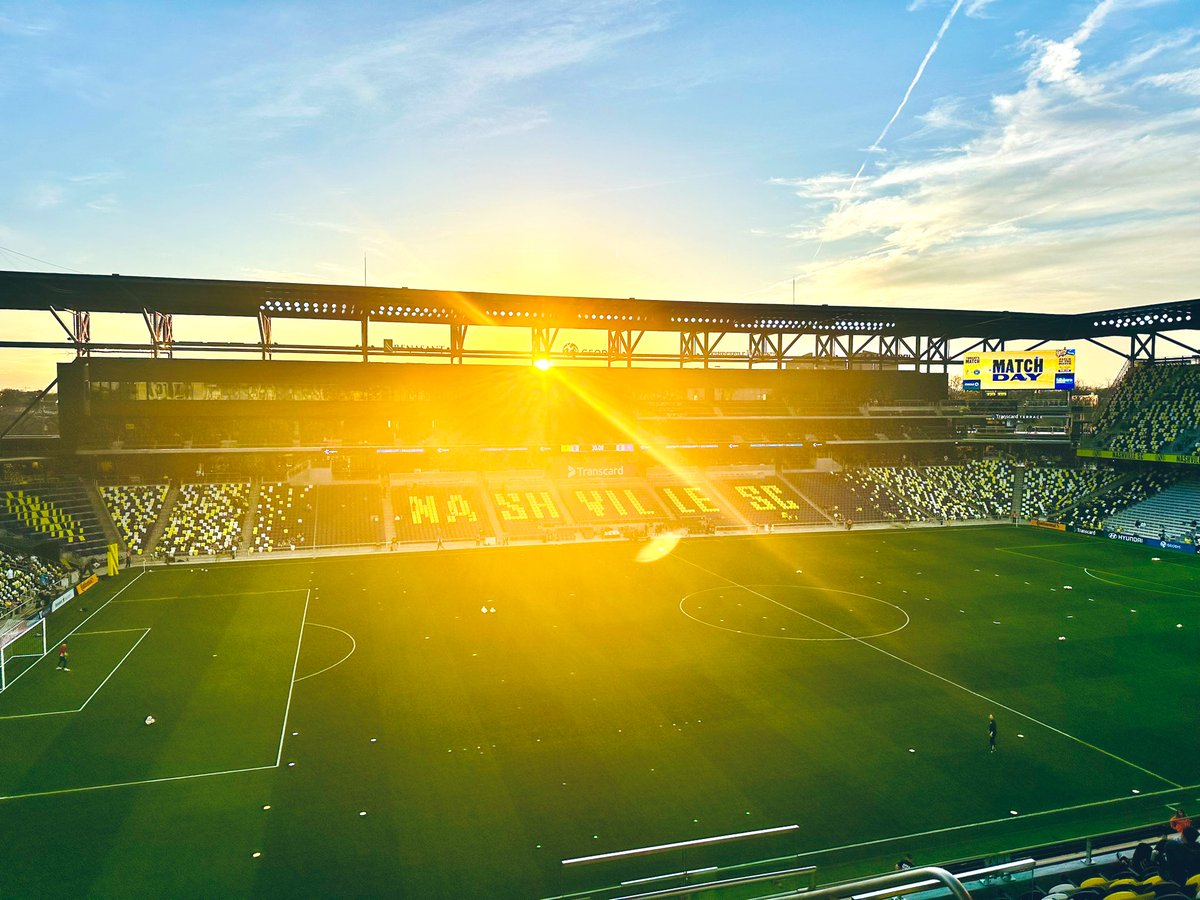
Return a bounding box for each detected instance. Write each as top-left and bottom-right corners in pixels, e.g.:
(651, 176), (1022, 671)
(963, 349), (1075, 391)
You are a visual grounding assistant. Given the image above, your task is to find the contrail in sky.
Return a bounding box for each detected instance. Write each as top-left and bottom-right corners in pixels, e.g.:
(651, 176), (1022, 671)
(812, 0), (965, 260)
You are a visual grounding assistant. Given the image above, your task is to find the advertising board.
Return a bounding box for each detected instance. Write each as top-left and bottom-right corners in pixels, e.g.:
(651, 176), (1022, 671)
(963, 350), (1075, 391)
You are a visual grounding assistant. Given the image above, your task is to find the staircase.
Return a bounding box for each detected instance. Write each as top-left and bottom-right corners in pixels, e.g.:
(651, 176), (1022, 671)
(238, 478), (261, 554)
(1011, 466), (1025, 519)
(84, 480), (122, 550)
(143, 483), (180, 555)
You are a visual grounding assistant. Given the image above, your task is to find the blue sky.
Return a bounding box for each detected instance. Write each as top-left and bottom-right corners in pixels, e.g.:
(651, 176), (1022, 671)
(1, 0), (1198, 387)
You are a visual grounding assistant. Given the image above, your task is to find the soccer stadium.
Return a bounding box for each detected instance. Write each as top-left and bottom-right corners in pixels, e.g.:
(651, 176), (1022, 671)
(1, 270), (1199, 897)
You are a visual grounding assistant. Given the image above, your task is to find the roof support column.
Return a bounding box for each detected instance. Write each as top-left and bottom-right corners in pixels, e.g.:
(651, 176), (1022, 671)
(72, 310), (91, 357)
(531, 326), (558, 362)
(1130, 332), (1155, 360)
(680, 330), (725, 368)
(142, 309), (174, 358)
(607, 328), (643, 367)
(450, 323), (467, 364)
(257, 311), (273, 360)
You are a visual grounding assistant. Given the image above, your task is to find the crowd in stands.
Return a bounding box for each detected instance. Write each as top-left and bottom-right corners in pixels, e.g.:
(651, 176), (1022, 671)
(1, 548), (65, 610)
(1090, 362), (1200, 455)
(100, 483), (168, 555)
(157, 482), (250, 557)
(1019, 466), (1121, 520)
(250, 483), (315, 552)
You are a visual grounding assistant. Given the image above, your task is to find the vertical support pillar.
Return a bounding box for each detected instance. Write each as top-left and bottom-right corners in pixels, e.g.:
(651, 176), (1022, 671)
(450, 323), (467, 364)
(257, 312), (273, 361)
(531, 327), (558, 362)
(72, 310), (91, 357)
(1130, 333), (1155, 360)
(142, 310), (174, 358)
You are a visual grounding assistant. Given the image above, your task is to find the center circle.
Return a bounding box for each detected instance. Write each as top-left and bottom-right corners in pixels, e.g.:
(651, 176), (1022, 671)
(679, 584), (910, 642)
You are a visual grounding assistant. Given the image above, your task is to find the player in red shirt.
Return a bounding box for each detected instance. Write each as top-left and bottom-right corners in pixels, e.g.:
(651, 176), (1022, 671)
(57, 641), (70, 671)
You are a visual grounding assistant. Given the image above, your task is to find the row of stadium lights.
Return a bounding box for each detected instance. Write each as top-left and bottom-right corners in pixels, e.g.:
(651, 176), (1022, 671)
(251, 299), (1189, 331)
(1093, 313), (1192, 328)
(668, 316), (898, 330)
(259, 300), (355, 314)
(371, 306), (452, 317)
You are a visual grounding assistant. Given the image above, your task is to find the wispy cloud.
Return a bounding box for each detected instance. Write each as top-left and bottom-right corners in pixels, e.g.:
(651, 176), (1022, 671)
(19, 171), (123, 213)
(23, 183), (64, 210)
(0, 5), (55, 37)
(208, 0), (671, 139)
(779, 0), (1200, 310)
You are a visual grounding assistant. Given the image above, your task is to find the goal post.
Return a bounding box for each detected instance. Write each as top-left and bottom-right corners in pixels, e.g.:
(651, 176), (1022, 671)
(0, 607), (49, 692)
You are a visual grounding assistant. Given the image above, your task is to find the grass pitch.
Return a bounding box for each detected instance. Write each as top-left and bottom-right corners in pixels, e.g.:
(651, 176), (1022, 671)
(0, 525), (1197, 898)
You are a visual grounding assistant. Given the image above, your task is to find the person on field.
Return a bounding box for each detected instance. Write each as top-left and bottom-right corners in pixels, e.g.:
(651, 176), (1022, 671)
(57, 641), (70, 671)
(988, 713), (997, 752)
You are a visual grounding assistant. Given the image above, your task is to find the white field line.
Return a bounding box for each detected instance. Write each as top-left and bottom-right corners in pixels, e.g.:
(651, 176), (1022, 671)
(674, 554), (1182, 789)
(0, 629), (151, 721)
(0, 708), (77, 721)
(77, 629), (150, 711)
(112, 588), (310, 604)
(292, 623), (356, 684)
(275, 588), (311, 766)
(0, 763), (277, 803)
(1081, 567), (1190, 596)
(563, 824), (800, 865)
(0, 570), (147, 695)
(74, 628), (149, 635)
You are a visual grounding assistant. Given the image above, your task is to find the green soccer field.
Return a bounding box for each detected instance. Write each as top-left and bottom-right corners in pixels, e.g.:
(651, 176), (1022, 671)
(1, 525), (1197, 898)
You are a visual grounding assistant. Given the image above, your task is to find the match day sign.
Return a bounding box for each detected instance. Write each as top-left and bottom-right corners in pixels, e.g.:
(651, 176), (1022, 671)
(962, 349), (1075, 391)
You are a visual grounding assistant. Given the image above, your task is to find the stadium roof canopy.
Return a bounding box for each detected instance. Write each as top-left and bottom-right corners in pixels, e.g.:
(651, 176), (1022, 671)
(2, 270), (1197, 340)
(1, 270), (1198, 368)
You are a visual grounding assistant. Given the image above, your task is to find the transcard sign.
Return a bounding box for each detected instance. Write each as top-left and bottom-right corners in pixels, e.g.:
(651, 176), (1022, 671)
(962, 350), (1075, 391)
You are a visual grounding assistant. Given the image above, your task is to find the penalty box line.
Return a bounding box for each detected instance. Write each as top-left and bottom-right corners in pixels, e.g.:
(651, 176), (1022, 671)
(1, 590), (311, 803)
(112, 588), (311, 604)
(671, 554), (1182, 790)
(0, 763), (278, 803)
(0, 628), (151, 721)
(0, 570), (148, 696)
